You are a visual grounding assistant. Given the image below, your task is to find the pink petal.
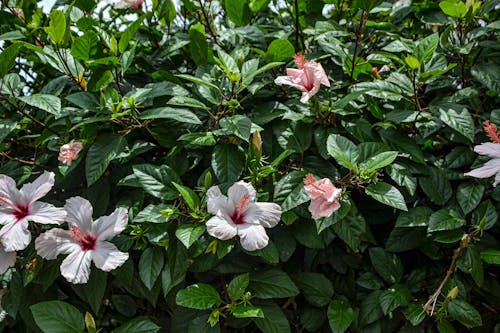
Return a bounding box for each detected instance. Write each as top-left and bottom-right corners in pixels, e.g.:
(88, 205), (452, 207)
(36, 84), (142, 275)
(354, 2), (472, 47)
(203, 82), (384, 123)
(93, 207), (128, 241)
(60, 250), (92, 284)
(474, 143), (500, 158)
(244, 202), (281, 228)
(29, 201), (66, 225)
(92, 241), (129, 271)
(35, 228), (79, 260)
(65, 196), (94, 232)
(0, 220), (30, 251)
(237, 224), (269, 251)
(206, 215), (237, 241)
(465, 158), (500, 179)
(274, 75), (308, 92)
(20, 171), (55, 204)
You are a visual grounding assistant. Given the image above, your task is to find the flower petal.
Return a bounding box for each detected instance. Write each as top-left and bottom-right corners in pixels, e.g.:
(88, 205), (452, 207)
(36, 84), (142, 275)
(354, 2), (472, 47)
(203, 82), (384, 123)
(245, 202), (281, 228)
(313, 62), (330, 87)
(474, 143), (500, 158)
(274, 75), (308, 92)
(206, 215), (237, 241)
(237, 224), (269, 251)
(0, 174), (20, 202)
(0, 245), (16, 274)
(464, 158), (500, 179)
(207, 186), (231, 215)
(65, 196), (93, 232)
(92, 208), (128, 241)
(35, 228), (79, 260)
(0, 220), (30, 251)
(308, 199), (340, 219)
(29, 201), (67, 225)
(20, 171), (55, 204)
(228, 181), (256, 205)
(60, 250), (92, 284)
(0, 213), (16, 226)
(92, 241), (129, 271)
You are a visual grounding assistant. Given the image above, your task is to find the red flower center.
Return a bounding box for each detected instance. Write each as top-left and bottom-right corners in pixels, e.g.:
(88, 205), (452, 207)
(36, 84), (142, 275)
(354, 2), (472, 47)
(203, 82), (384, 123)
(0, 197), (30, 221)
(230, 194), (250, 225)
(13, 204), (30, 221)
(70, 226), (97, 251)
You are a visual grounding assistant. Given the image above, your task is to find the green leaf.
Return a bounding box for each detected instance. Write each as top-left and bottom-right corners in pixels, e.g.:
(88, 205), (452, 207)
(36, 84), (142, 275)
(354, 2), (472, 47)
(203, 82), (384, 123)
(139, 107), (201, 125)
(176, 284), (222, 310)
(18, 94), (61, 116)
(225, 0), (251, 26)
(293, 272), (333, 307)
(172, 182), (201, 211)
(395, 207), (432, 227)
(112, 317), (160, 333)
(211, 144), (245, 184)
(359, 290), (384, 325)
(447, 299), (482, 328)
(379, 128), (425, 164)
(378, 285), (410, 314)
(86, 133), (125, 186)
(439, 0), (467, 18)
(404, 55), (420, 70)
(71, 31), (98, 61)
(219, 115), (252, 141)
(360, 151), (398, 172)
(326, 134), (359, 169)
(457, 246), (484, 287)
(30, 301), (84, 333)
(456, 183), (484, 215)
(189, 23), (209, 66)
(404, 303), (427, 326)
(0, 120), (17, 144)
(471, 200), (498, 230)
(419, 167), (452, 205)
(480, 249), (500, 265)
(232, 304), (264, 318)
(385, 227), (426, 252)
(428, 209), (466, 232)
(266, 39), (295, 62)
(369, 247), (403, 284)
(414, 33), (439, 64)
(273, 171), (309, 212)
(132, 164), (180, 200)
(327, 300), (353, 333)
(139, 247), (165, 290)
(365, 182), (408, 211)
(119, 17), (143, 53)
(252, 301), (291, 333)
(228, 273), (250, 301)
(215, 49), (240, 82)
(72, 269), (107, 314)
(0, 43), (23, 78)
(44, 10), (68, 45)
(471, 64), (500, 94)
(249, 269), (299, 299)
(276, 122), (313, 153)
(175, 224), (206, 249)
(436, 104), (474, 142)
(176, 74), (221, 91)
(437, 320), (457, 333)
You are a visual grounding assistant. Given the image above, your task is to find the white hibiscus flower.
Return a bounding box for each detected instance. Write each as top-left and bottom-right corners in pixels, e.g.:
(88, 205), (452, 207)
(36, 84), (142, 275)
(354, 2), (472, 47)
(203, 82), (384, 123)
(0, 244), (16, 274)
(35, 197), (129, 284)
(206, 181), (281, 251)
(0, 172), (66, 251)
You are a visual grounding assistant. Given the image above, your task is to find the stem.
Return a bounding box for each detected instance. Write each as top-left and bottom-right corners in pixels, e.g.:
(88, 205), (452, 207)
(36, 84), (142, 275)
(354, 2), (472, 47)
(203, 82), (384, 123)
(0, 152), (48, 169)
(199, 0), (219, 47)
(350, 11), (367, 80)
(293, 0), (301, 50)
(423, 234), (470, 315)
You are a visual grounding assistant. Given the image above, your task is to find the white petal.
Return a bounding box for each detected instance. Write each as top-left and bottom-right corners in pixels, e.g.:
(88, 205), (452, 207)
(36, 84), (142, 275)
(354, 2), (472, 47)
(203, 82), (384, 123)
(228, 181), (256, 205)
(0, 245), (16, 274)
(0, 213), (16, 226)
(92, 241), (129, 271)
(206, 215), (237, 240)
(474, 143), (500, 158)
(20, 171), (55, 203)
(464, 158), (500, 179)
(29, 201), (67, 225)
(60, 250), (92, 284)
(237, 224), (269, 251)
(207, 186), (230, 215)
(92, 208), (128, 241)
(65, 196), (93, 232)
(35, 229), (79, 260)
(0, 174), (20, 202)
(245, 202), (281, 228)
(0, 220), (30, 251)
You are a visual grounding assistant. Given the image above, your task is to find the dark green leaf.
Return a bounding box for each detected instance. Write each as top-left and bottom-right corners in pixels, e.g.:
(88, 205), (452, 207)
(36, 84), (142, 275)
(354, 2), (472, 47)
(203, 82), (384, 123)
(18, 94), (61, 116)
(327, 300), (353, 333)
(139, 107), (201, 125)
(428, 209), (465, 232)
(365, 182), (408, 211)
(249, 269), (299, 299)
(447, 299), (482, 328)
(176, 284), (222, 310)
(139, 247), (165, 290)
(369, 247), (403, 284)
(228, 273), (250, 301)
(211, 144), (245, 184)
(112, 317), (160, 333)
(30, 301), (84, 333)
(86, 133), (125, 186)
(293, 272), (333, 307)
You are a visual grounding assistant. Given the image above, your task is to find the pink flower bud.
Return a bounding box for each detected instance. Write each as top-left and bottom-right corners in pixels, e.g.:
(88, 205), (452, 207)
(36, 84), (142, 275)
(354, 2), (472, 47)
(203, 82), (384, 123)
(58, 141), (83, 166)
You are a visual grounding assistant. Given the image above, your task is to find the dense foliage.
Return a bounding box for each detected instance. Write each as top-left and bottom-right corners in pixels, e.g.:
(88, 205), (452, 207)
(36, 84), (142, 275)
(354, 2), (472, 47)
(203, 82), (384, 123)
(0, 0), (499, 332)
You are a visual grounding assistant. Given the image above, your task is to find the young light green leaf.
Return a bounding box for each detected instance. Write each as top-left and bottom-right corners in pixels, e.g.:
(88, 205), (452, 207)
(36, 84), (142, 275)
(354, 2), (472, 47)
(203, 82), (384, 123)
(228, 273), (250, 301)
(176, 283), (222, 310)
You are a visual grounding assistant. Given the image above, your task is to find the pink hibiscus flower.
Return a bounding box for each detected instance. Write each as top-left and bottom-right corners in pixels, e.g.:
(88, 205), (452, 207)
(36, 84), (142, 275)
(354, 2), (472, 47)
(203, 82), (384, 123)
(303, 173), (342, 219)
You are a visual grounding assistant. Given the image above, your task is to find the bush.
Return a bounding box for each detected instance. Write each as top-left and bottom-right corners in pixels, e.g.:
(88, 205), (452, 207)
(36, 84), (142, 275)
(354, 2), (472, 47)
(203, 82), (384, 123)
(0, 0), (499, 332)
